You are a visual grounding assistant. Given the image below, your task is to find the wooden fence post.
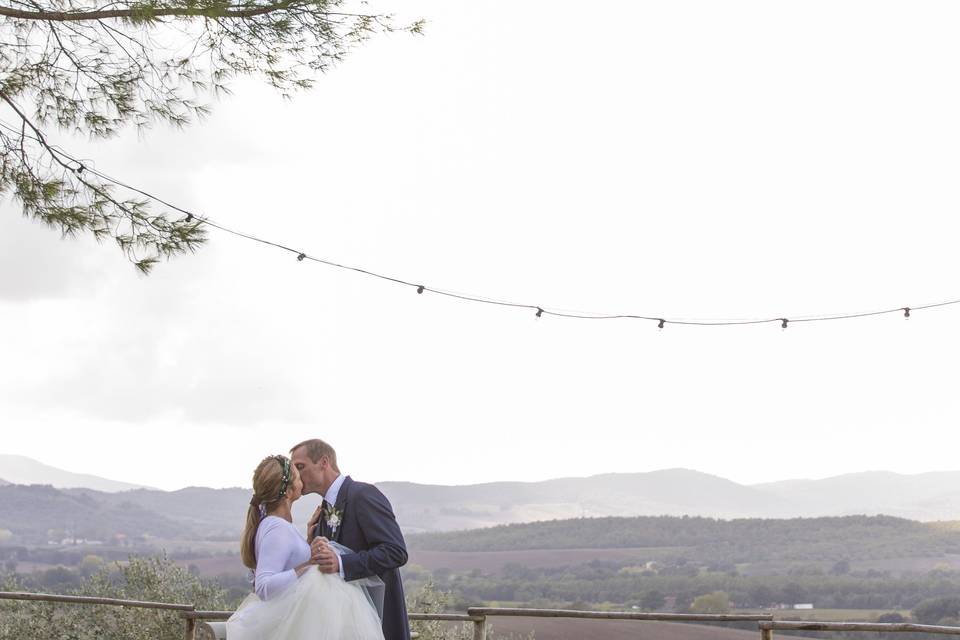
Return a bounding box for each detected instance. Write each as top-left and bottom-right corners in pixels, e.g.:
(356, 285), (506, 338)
(473, 616), (487, 640)
(183, 617), (196, 640)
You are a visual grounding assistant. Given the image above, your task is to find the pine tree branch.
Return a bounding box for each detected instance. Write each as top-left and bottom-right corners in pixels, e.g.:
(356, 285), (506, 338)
(0, 2), (375, 22)
(0, 89), (206, 272)
(0, 0), (422, 272)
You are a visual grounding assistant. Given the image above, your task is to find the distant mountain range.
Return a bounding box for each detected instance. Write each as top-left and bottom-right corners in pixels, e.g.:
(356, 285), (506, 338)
(378, 469), (786, 531)
(4, 456), (960, 543)
(0, 455), (153, 492)
(379, 469), (960, 531)
(755, 471), (960, 521)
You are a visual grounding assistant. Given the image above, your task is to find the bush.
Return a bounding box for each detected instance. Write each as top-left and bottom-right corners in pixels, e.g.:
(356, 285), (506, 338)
(406, 580), (475, 640)
(690, 591), (730, 614)
(914, 597), (960, 625)
(0, 554), (227, 640)
(406, 581), (534, 640)
(876, 613), (906, 623)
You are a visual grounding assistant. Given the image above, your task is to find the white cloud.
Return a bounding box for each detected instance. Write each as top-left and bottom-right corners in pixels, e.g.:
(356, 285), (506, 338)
(3, 0), (960, 489)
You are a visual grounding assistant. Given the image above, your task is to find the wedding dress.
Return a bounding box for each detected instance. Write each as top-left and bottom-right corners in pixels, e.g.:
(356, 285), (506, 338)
(226, 516), (385, 640)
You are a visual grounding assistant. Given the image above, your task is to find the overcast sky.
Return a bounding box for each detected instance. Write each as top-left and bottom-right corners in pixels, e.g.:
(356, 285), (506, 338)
(3, 0), (960, 491)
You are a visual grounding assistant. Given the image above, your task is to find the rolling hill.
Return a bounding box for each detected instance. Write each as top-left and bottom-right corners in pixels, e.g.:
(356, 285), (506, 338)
(0, 482), (324, 543)
(0, 455), (152, 492)
(754, 471), (960, 521)
(6, 457), (960, 539)
(379, 468), (960, 531)
(0, 484), (185, 541)
(66, 486), (263, 539)
(405, 513), (960, 562)
(379, 469), (789, 532)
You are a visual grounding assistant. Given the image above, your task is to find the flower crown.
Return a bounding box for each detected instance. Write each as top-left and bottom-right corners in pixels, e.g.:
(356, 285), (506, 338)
(273, 455), (291, 500)
(249, 455), (292, 509)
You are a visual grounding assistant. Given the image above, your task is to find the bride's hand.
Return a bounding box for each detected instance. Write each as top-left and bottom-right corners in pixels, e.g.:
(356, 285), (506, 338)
(294, 557), (320, 577)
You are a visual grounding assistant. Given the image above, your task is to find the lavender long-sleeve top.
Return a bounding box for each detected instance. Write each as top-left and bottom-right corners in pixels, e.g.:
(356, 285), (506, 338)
(254, 516), (311, 601)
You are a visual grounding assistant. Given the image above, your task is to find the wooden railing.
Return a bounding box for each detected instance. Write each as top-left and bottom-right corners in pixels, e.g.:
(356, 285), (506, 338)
(5, 591), (960, 640)
(760, 621), (960, 639)
(180, 608), (490, 639)
(0, 590), (194, 611)
(468, 607), (773, 622)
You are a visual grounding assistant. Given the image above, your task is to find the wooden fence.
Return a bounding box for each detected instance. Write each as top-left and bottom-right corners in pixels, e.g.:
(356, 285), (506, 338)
(5, 591), (960, 640)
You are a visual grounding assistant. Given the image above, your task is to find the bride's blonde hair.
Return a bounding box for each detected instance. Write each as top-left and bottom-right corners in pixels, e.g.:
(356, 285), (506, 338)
(241, 455), (291, 569)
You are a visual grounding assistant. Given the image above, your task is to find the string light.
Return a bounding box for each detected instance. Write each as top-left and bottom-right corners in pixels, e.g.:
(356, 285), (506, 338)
(3, 117), (959, 331)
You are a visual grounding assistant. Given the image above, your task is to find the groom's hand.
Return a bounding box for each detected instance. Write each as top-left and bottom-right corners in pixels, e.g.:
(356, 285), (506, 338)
(310, 536), (329, 560)
(315, 543), (341, 574)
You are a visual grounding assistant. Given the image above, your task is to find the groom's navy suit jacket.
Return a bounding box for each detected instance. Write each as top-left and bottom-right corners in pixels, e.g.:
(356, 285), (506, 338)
(314, 476), (410, 640)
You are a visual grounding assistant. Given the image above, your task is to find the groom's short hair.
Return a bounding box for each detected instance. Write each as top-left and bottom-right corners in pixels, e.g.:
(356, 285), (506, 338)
(291, 438), (339, 471)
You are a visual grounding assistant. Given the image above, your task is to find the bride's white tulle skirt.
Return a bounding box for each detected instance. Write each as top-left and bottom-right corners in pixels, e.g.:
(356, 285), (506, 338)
(226, 569), (385, 640)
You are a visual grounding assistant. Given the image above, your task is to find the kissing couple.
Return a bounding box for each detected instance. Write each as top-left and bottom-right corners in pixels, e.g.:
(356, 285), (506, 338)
(226, 439), (410, 640)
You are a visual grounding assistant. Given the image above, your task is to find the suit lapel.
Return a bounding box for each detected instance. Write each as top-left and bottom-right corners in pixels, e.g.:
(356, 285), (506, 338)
(332, 476), (352, 543)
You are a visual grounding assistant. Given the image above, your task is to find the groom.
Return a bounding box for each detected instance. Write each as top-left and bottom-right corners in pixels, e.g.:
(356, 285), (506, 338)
(291, 439), (411, 640)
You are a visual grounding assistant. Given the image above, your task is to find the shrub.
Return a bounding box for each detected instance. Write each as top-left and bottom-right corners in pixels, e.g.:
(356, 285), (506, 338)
(0, 554), (227, 640)
(876, 613), (906, 623)
(914, 597), (960, 625)
(690, 591), (731, 614)
(406, 581), (534, 640)
(406, 580), (474, 640)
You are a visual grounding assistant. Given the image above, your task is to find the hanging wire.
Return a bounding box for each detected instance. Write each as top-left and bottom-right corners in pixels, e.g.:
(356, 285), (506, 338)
(3, 117), (959, 329)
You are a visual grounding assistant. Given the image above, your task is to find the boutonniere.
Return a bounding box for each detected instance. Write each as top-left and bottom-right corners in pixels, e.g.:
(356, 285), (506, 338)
(324, 504), (344, 534)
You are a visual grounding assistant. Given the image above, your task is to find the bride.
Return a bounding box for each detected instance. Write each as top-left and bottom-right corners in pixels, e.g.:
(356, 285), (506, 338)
(226, 455), (386, 640)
